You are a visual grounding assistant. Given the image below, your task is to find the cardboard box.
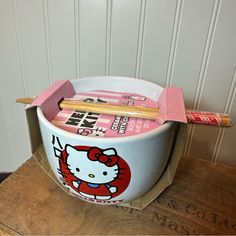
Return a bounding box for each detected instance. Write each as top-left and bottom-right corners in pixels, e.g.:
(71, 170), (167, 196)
(26, 106), (187, 210)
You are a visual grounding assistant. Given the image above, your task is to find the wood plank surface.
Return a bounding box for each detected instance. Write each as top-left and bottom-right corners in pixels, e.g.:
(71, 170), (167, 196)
(0, 156), (236, 235)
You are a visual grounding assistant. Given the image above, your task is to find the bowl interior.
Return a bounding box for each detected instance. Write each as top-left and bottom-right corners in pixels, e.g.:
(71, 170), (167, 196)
(72, 76), (163, 100)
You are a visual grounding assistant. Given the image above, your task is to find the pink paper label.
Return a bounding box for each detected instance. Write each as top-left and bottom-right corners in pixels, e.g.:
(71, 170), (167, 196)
(51, 90), (161, 137)
(186, 110), (221, 126)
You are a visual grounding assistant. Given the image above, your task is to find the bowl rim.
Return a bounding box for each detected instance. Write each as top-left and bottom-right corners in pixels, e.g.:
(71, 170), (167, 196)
(37, 76), (174, 143)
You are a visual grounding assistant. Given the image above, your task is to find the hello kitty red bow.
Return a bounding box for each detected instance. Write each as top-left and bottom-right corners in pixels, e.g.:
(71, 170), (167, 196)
(88, 147), (118, 167)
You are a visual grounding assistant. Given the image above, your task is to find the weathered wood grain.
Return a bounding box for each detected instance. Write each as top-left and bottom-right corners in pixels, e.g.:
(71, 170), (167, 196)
(0, 156), (236, 235)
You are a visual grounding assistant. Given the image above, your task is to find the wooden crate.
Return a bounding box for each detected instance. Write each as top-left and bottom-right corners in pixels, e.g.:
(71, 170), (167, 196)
(0, 156), (236, 235)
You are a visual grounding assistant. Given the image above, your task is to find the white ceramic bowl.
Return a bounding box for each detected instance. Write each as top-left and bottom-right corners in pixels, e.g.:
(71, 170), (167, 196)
(37, 76), (177, 204)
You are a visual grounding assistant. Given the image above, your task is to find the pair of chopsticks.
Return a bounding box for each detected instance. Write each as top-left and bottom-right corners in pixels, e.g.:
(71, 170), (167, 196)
(16, 97), (232, 127)
(16, 97), (159, 120)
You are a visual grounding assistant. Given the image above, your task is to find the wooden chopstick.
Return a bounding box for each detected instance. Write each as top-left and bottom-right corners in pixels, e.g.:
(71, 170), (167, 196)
(16, 97), (232, 127)
(16, 97), (159, 120)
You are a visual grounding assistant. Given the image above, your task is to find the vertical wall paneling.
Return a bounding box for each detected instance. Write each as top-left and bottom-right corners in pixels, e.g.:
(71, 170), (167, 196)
(105, 0), (112, 75)
(74, 0), (80, 78)
(213, 68), (236, 164)
(12, 0), (26, 94)
(141, 0), (177, 86)
(110, 0), (141, 77)
(134, 0), (146, 79)
(0, 0), (30, 171)
(189, 0), (236, 161)
(15, 0), (50, 96)
(165, 0), (183, 87)
(0, 93), (12, 172)
(46, 0), (76, 82)
(217, 68), (236, 165)
(79, 0), (107, 77)
(169, 0), (215, 107)
(42, 0), (53, 84)
(165, 0), (215, 156)
(183, 0), (220, 157)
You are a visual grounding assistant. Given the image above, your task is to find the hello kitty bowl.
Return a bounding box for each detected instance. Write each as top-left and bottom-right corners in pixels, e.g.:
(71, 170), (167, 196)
(36, 76), (177, 205)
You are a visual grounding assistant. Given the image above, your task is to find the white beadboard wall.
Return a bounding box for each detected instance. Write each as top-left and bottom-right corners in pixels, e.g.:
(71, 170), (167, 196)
(0, 0), (235, 172)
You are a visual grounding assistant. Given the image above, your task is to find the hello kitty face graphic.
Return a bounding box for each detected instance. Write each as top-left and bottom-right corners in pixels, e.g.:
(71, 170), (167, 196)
(54, 139), (131, 201)
(66, 145), (119, 184)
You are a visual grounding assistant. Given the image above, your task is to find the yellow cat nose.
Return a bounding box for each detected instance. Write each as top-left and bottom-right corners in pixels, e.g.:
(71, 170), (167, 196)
(88, 174), (95, 178)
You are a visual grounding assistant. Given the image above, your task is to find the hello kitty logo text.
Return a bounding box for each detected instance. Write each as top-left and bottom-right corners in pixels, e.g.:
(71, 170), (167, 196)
(52, 135), (131, 204)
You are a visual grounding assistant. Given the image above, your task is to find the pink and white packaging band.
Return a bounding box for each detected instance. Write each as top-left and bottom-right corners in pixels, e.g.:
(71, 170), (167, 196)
(27, 80), (76, 121)
(185, 110), (231, 127)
